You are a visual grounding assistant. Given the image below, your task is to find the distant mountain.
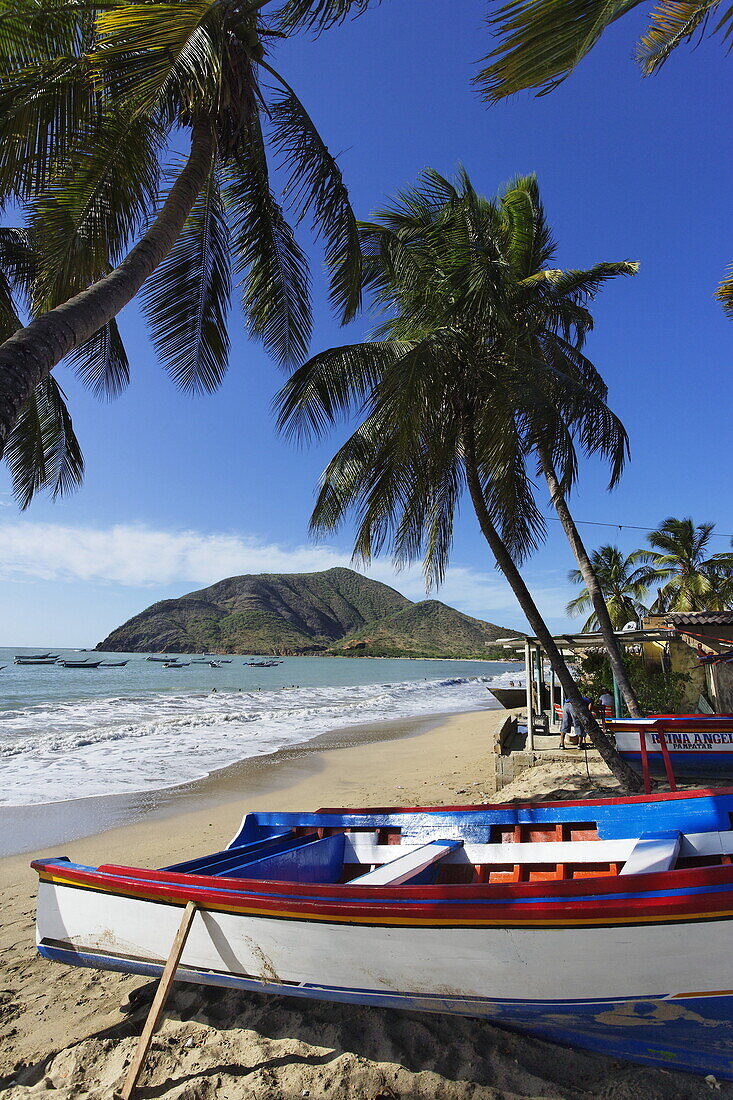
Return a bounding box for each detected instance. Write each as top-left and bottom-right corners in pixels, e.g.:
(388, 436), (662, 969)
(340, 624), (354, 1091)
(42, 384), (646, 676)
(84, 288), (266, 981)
(97, 567), (522, 657)
(331, 599), (519, 658)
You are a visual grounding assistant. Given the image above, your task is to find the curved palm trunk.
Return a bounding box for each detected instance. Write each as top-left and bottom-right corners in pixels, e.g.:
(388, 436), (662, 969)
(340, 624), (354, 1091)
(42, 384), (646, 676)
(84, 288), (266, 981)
(538, 446), (644, 719)
(463, 427), (642, 791)
(0, 118), (216, 456)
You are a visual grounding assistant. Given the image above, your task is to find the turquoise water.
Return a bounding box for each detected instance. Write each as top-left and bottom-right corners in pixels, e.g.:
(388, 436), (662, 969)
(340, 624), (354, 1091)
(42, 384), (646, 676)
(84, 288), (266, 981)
(0, 647), (521, 807)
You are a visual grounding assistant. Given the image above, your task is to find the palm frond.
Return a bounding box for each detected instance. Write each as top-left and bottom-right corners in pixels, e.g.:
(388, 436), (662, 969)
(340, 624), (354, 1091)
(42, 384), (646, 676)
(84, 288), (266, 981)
(68, 318), (130, 399)
(536, 260), (639, 301)
(0, 226), (32, 339)
(30, 111), (163, 309)
(275, 340), (405, 440)
(716, 261), (733, 318)
(478, 0), (643, 101)
(143, 161), (231, 394)
(92, 1), (222, 115)
(267, 73), (362, 322)
(275, 0), (380, 33)
(4, 373), (84, 507)
(224, 115), (311, 366)
(637, 1), (718, 73)
(0, 56), (98, 201)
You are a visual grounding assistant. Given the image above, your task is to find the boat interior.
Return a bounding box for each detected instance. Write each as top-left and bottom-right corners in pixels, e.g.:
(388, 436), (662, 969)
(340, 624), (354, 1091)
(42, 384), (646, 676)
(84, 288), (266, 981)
(147, 802), (733, 888)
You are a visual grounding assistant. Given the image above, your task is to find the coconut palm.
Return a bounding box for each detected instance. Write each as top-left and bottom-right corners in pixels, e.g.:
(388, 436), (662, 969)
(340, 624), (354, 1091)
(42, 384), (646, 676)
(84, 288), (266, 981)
(276, 168), (642, 788)
(0, 0), (363, 474)
(567, 545), (652, 631)
(478, 0), (733, 313)
(646, 517), (733, 612)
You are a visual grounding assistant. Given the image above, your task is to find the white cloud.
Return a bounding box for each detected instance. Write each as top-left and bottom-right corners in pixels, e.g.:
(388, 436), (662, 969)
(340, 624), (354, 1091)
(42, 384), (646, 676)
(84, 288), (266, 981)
(0, 520), (570, 628)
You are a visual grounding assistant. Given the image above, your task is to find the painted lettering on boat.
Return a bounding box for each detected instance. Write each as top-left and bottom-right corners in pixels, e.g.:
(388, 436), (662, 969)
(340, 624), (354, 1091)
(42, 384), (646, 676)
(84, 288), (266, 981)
(650, 733), (733, 749)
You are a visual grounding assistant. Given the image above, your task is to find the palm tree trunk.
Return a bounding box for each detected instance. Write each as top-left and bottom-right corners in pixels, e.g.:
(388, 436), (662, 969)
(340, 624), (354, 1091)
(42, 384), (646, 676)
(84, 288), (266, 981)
(463, 425), (642, 791)
(0, 118), (216, 456)
(538, 446), (644, 719)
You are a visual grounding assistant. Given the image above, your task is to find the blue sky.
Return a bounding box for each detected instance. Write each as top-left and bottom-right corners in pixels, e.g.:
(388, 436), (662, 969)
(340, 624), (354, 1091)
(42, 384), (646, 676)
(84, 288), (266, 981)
(2, 1), (732, 646)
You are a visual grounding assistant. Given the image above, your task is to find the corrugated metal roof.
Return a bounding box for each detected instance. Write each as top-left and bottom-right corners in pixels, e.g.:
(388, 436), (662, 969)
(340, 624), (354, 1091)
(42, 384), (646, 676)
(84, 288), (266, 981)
(666, 611), (733, 626)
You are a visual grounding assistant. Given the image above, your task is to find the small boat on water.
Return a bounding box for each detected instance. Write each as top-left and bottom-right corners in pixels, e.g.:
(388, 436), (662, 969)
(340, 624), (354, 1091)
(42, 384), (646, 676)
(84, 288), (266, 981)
(610, 714), (733, 778)
(486, 685), (525, 709)
(99, 661), (128, 667)
(146, 656), (173, 662)
(32, 788), (733, 1079)
(14, 652), (53, 660)
(14, 656), (60, 665)
(163, 662), (190, 668)
(58, 660), (102, 668)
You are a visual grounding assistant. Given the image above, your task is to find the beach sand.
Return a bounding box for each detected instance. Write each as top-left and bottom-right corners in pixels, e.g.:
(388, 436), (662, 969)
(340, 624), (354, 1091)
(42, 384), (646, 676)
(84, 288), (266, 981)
(0, 708), (727, 1099)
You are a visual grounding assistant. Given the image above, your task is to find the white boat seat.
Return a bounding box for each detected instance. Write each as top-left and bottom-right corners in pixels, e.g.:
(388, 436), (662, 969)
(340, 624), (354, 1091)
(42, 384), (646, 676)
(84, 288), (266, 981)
(619, 831), (682, 876)
(349, 839), (464, 886)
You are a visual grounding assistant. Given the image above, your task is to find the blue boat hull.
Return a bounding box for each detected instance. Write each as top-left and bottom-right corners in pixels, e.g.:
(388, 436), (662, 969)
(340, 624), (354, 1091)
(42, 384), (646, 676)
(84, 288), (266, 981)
(39, 942), (733, 1079)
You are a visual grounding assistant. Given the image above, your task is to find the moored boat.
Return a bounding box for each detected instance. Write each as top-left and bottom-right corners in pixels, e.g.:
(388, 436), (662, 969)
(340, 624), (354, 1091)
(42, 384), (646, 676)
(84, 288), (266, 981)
(610, 714), (733, 778)
(57, 660), (102, 668)
(32, 788), (733, 1079)
(486, 685), (525, 709)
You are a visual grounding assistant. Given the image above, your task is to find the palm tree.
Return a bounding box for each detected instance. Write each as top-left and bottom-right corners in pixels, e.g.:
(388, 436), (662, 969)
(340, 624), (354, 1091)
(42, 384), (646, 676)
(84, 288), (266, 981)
(478, 0), (733, 314)
(645, 517), (733, 612)
(276, 169), (642, 789)
(493, 177), (643, 717)
(0, 0), (363, 473)
(567, 545), (651, 631)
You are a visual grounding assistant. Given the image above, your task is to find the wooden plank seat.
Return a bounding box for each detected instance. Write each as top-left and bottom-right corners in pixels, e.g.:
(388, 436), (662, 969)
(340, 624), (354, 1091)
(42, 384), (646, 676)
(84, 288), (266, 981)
(164, 831), (311, 876)
(619, 831), (682, 876)
(349, 839), (464, 886)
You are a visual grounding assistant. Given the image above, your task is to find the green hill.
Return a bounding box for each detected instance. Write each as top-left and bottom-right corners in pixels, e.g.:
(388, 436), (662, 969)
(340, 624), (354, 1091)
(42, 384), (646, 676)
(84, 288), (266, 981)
(331, 599), (518, 658)
(96, 567), (522, 656)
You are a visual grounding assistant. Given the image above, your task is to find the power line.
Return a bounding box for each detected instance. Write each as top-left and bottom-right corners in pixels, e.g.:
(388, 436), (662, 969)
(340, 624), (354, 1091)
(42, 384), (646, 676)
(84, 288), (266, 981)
(547, 517), (733, 540)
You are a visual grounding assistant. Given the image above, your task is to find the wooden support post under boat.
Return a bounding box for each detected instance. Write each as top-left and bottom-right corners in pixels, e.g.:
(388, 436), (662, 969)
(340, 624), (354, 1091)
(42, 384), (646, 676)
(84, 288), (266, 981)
(657, 729), (678, 792)
(638, 729), (652, 795)
(119, 900), (197, 1100)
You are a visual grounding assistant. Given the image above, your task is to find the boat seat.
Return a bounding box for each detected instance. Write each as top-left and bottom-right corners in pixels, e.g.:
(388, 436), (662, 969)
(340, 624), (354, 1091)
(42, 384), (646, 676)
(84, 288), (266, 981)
(349, 839), (464, 886)
(619, 830), (681, 876)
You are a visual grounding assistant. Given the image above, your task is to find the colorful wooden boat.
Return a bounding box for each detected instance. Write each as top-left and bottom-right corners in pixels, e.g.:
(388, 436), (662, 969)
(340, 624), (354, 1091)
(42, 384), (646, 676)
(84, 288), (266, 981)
(610, 714), (733, 778)
(32, 788), (733, 1079)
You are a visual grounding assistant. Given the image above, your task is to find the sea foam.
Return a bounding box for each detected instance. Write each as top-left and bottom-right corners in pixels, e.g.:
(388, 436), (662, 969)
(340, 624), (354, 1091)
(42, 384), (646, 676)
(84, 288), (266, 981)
(0, 673), (506, 806)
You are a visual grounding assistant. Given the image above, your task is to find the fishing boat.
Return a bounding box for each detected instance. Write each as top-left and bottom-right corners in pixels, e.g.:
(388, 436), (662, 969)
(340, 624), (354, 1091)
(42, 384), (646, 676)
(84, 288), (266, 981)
(58, 660), (102, 669)
(14, 652), (52, 660)
(99, 661), (129, 667)
(486, 685), (525, 709)
(610, 714), (733, 779)
(14, 656), (60, 665)
(164, 662), (190, 668)
(32, 788), (733, 1079)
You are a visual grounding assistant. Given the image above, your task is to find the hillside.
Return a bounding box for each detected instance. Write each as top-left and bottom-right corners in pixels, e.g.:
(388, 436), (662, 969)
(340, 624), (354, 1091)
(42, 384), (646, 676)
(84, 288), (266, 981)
(97, 567), (522, 656)
(332, 599), (518, 658)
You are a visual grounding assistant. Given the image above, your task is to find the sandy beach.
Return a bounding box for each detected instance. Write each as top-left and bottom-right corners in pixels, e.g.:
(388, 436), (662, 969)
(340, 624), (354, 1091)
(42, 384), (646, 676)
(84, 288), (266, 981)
(1, 708), (728, 1099)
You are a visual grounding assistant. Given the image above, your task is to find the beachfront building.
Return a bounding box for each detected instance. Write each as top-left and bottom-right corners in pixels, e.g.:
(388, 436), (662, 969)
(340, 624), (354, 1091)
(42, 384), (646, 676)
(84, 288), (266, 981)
(642, 611), (733, 713)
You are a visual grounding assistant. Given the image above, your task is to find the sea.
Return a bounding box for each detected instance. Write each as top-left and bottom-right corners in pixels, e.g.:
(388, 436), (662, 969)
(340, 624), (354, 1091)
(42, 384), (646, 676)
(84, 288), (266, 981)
(0, 647), (523, 808)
